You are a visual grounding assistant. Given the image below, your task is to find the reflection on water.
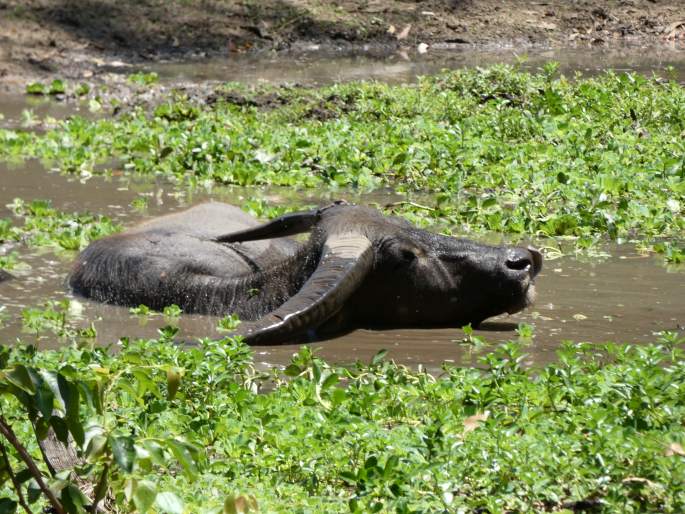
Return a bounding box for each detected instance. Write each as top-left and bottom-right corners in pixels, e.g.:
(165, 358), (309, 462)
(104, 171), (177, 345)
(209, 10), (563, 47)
(1, 162), (682, 371)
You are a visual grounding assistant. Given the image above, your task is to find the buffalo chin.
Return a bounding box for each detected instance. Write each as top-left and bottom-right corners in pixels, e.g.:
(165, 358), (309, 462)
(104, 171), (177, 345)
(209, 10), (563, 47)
(506, 283), (537, 315)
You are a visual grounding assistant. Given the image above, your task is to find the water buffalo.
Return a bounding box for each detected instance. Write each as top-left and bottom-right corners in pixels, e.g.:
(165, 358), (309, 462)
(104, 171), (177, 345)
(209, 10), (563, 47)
(69, 202), (542, 344)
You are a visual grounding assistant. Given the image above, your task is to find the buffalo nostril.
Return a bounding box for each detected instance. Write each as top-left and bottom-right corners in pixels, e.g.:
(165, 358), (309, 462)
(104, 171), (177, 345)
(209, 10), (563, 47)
(506, 255), (532, 271)
(505, 248), (536, 274)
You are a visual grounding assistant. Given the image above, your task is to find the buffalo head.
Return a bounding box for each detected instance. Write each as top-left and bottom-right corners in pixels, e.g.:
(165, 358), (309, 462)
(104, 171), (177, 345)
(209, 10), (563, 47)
(216, 202), (542, 344)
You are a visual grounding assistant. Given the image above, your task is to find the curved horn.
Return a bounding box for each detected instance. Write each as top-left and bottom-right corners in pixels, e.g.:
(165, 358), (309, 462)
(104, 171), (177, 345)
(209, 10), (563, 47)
(215, 201), (349, 243)
(236, 233), (374, 345)
(215, 210), (320, 243)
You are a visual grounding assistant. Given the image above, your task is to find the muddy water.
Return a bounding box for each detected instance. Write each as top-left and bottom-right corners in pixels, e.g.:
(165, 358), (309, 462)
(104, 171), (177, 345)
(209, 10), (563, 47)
(1, 163), (683, 372)
(149, 46), (685, 85)
(0, 94), (95, 131)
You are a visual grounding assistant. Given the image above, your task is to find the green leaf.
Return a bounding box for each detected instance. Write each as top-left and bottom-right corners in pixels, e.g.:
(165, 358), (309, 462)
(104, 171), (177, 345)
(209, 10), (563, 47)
(25, 83), (46, 95)
(38, 369), (60, 398)
(393, 152), (408, 165)
(85, 434), (108, 460)
(156, 491), (184, 514)
(57, 374), (79, 420)
(163, 304), (182, 318)
(75, 83), (90, 96)
(283, 364), (302, 377)
(34, 379), (55, 419)
(27, 479), (41, 503)
(48, 79), (66, 95)
(143, 440), (166, 466)
(13, 468), (33, 484)
(4, 366), (35, 394)
(111, 436), (135, 473)
(58, 374), (83, 446)
(331, 387), (346, 406)
(0, 498), (17, 514)
(321, 372), (339, 389)
(133, 480), (157, 513)
(383, 455), (399, 478)
(166, 367), (183, 401)
(92, 464), (109, 507)
(60, 484), (88, 514)
(49, 415), (69, 444)
(167, 439), (198, 477)
(371, 350), (387, 366)
(132, 369), (159, 398)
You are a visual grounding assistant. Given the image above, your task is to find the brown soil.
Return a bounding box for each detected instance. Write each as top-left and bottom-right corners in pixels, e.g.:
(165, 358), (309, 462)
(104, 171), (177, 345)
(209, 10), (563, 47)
(1, 0), (684, 92)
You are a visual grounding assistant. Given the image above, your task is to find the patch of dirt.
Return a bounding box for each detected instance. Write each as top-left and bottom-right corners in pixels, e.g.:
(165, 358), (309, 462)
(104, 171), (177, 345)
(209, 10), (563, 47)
(0, 0), (684, 92)
(206, 90), (289, 109)
(305, 92), (358, 121)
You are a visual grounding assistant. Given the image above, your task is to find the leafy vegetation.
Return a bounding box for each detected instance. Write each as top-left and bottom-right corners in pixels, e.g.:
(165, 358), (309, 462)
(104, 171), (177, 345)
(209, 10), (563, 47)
(25, 80), (67, 96)
(1, 199), (120, 253)
(653, 241), (685, 264)
(0, 329), (684, 513)
(0, 199), (121, 270)
(2, 65), (684, 244)
(127, 72), (160, 86)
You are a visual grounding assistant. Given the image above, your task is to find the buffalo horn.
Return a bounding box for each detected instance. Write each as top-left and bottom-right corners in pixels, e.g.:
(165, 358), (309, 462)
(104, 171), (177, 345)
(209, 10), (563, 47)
(215, 210), (320, 243)
(236, 233), (373, 344)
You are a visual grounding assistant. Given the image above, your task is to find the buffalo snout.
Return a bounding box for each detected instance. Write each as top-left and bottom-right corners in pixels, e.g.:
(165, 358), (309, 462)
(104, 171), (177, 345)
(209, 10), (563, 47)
(505, 247), (542, 278)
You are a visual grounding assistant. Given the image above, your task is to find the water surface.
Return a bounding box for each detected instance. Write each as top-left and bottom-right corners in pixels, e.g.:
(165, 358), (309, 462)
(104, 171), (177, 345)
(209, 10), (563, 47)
(150, 46), (685, 85)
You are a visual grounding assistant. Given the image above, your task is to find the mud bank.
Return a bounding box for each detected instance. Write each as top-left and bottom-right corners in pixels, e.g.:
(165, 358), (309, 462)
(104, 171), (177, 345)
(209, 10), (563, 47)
(1, 0), (684, 92)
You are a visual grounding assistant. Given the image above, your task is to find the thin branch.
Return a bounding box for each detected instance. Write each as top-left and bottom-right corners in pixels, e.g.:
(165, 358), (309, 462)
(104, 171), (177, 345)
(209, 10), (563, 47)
(0, 415), (65, 514)
(0, 440), (33, 514)
(384, 201), (436, 212)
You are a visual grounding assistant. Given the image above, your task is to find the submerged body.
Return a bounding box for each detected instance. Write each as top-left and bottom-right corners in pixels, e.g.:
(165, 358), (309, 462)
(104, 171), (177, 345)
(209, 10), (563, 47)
(70, 202), (542, 344)
(71, 203), (308, 318)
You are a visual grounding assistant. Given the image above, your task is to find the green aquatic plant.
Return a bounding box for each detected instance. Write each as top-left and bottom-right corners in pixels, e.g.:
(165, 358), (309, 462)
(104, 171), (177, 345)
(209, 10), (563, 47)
(0, 199), (121, 272)
(128, 72), (160, 86)
(162, 304), (182, 318)
(0, 252), (18, 271)
(25, 80), (66, 96)
(129, 305), (152, 317)
(20, 300), (97, 342)
(217, 313), (241, 332)
(1, 199), (121, 252)
(653, 241), (685, 264)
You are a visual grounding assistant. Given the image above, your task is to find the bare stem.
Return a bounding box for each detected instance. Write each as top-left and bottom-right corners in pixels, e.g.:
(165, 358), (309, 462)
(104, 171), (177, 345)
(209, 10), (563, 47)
(0, 415), (65, 514)
(384, 201), (436, 212)
(0, 440), (34, 514)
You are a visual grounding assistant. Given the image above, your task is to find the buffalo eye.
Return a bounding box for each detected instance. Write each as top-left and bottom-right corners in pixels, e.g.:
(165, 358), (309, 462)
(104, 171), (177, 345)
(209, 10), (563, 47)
(399, 248), (416, 262)
(389, 245), (419, 270)
(378, 237), (419, 267)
